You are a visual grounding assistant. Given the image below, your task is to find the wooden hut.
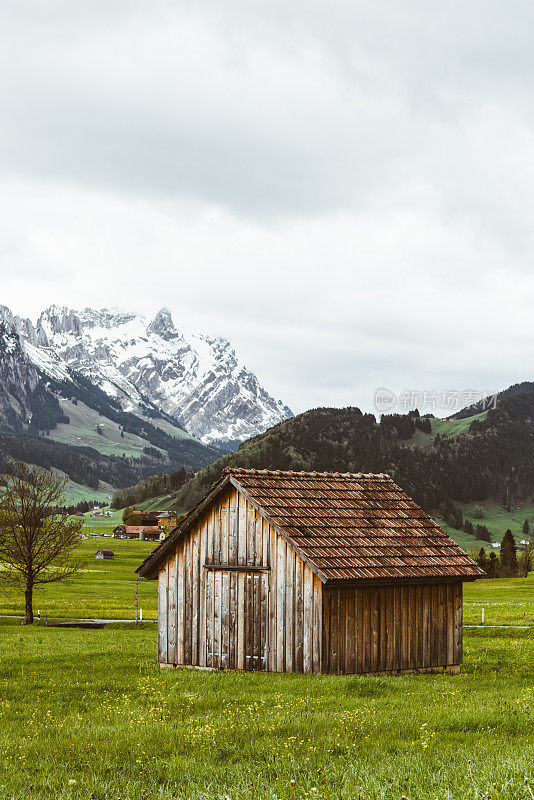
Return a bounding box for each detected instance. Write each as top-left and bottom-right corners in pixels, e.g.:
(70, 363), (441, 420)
(137, 468), (483, 674)
(95, 549), (115, 560)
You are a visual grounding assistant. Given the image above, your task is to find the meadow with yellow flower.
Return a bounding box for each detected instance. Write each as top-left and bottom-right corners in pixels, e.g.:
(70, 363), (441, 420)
(0, 542), (532, 799)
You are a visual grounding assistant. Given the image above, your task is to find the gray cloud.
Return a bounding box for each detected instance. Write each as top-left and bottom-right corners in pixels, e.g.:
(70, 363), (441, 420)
(1, 1), (534, 415)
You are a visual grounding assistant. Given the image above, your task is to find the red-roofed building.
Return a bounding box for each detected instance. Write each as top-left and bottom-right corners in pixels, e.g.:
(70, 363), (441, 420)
(114, 525), (161, 541)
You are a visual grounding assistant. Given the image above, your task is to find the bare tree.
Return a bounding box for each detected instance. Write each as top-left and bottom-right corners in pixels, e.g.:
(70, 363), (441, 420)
(518, 541), (533, 578)
(0, 462), (84, 624)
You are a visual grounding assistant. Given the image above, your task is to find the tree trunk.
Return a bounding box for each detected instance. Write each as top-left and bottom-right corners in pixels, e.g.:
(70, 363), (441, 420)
(24, 581), (34, 625)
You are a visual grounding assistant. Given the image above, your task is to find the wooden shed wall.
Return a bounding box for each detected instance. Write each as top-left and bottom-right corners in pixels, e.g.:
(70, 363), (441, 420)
(322, 582), (462, 674)
(157, 486), (322, 672)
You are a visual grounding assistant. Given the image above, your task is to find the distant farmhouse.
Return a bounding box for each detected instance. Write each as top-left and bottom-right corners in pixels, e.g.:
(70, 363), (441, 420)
(95, 549), (115, 560)
(156, 511), (179, 530)
(137, 468), (483, 674)
(113, 525), (161, 542)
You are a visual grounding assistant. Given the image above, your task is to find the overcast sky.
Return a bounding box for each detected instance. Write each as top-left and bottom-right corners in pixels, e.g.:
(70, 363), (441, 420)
(1, 1), (534, 416)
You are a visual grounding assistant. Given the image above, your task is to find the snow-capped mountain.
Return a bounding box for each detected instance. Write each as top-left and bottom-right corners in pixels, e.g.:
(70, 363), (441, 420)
(0, 310), (40, 428)
(5, 305), (292, 444)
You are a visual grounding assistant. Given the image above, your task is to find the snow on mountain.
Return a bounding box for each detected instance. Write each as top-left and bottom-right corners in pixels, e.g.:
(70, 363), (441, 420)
(12, 305), (292, 443)
(0, 306), (40, 426)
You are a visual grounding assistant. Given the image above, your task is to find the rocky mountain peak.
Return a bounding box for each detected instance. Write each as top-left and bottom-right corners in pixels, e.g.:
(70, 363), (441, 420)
(147, 307), (177, 340)
(37, 306), (82, 343)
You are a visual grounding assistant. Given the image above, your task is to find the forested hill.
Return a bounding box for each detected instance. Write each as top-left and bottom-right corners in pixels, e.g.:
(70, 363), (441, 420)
(134, 391), (534, 521)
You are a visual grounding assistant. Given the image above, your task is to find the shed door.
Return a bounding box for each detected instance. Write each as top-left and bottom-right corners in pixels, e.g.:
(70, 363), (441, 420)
(205, 569), (268, 670)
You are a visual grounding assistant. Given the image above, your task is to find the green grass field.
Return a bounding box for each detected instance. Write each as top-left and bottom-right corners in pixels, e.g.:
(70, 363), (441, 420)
(0, 616), (532, 799)
(0, 537), (158, 620)
(0, 536), (533, 799)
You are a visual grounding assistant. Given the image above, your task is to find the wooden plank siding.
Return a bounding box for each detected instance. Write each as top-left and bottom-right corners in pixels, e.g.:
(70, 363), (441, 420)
(321, 582), (463, 674)
(157, 486), (322, 673)
(157, 483), (463, 674)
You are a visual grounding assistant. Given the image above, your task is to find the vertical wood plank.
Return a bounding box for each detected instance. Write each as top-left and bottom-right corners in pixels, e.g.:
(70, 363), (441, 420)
(237, 570), (246, 670)
(212, 507), (219, 565)
(220, 501), (229, 566)
(158, 567), (168, 663)
(262, 517), (269, 567)
(346, 589), (355, 674)
(191, 531), (199, 664)
(176, 545), (184, 664)
(245, 573), (254, 670)
(246, 506), (254, 565)
(260, 573), (268, 669)
(379, 586), (387, 672)
(438, 583), (446, 666)
(416, 584), (423, 667)
(361, 588), (370, 673)
(401, 586), (409, 670)
(409, 585), (416, 670)
(454, 582), (463, 665)
(446, 583), (454, 665)
(356, 588), (364, 674)
(336, 589), (347, 673)
(387, 586), (393, 671)
(228, 494), (238, 565)
(268, 527), (277, 671)
(285, 546), (295, 672)
(166, 555), (177, 665)
(213, 569), (221, 668)
(303, 565), (313, 673)
(184, 538), (193, 665)
(276, 537), (286, 672)
(322, 588), (331, 674)
(199, 521), (207, 666)
(370, 586), (379, 672)
(205, 569), (213, 668)
(229, 571), (237, 669)
(312, 574), (322, 674)
(294, 555), (303, 672)
(430, 584), (440, 666)
(237, 492), (247, 566)
(220, 570), (230, 668)
(422, 586), (432, 667)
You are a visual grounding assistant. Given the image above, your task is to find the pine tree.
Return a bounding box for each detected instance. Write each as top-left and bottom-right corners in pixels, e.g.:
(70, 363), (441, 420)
(476, 547), (489, 575)
(463, 519), (474, 536)
(500, 529), (518, 577)
(487, 551), (499, 578)
(475, 525), (491, 542)
(523, 519), (530, 537)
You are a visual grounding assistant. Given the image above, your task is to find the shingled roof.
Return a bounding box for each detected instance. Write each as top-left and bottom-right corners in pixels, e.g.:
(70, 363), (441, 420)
(137, 468), (483, 582)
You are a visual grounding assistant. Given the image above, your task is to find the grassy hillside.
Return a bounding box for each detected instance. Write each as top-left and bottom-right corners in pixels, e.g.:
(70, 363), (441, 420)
(44, 398), (200, 458)
(61, 476), (115, 506)
(0, 578), (532, 799)
(43, 399), (166, 458)
(408, 412), (488, 451)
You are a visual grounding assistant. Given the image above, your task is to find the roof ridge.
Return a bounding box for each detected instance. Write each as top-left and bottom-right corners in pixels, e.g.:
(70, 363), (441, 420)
(225, 467), (391, 479)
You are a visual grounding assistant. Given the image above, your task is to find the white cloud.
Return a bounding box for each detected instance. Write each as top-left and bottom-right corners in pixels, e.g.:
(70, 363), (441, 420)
(1, 1), (534, 415)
